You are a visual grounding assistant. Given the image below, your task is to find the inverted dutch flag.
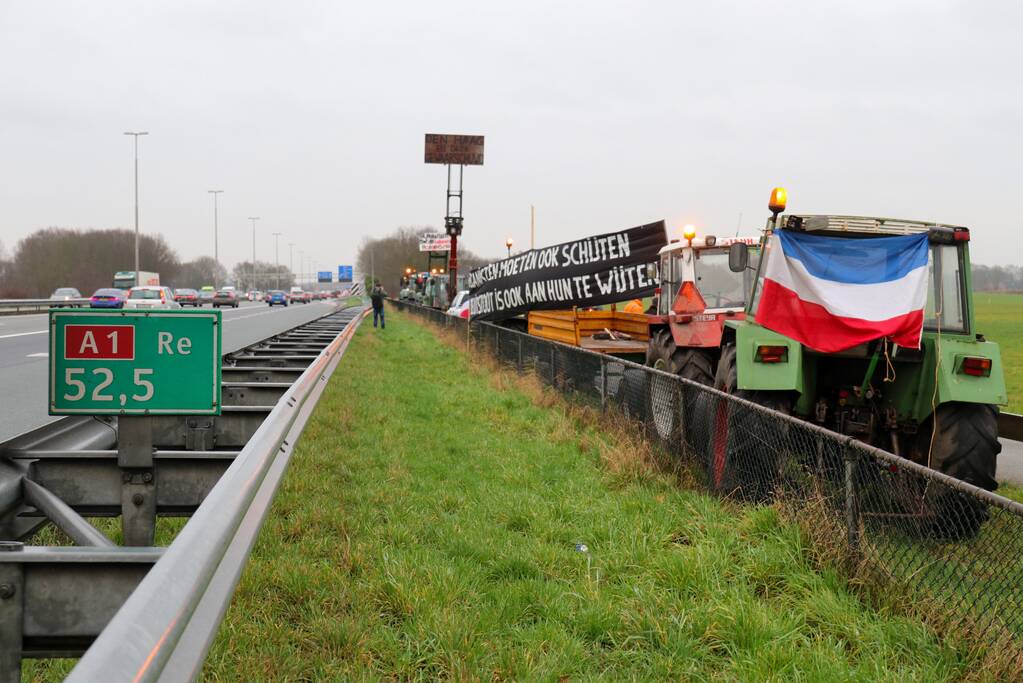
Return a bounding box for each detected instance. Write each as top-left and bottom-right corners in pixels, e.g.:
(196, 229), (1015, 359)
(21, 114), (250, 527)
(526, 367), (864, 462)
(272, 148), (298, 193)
(756, 230), (929, 353)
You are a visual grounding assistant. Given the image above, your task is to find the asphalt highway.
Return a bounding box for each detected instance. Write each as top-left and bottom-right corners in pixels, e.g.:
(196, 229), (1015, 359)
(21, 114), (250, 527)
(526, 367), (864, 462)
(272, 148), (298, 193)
(0, 300), (342, 442)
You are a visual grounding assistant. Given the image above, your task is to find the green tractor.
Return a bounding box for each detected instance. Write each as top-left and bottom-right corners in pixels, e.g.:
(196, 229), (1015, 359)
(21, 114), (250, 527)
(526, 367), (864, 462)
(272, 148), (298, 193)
(717, 188), (1005, 537)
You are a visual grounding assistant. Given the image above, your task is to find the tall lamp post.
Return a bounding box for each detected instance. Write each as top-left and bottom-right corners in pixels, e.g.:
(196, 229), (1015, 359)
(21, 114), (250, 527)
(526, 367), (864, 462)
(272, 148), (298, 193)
(124, 131), (149, 286)
(272, 232), (283, 289)
(505, 237), (514, 258)
(288, 242), (295, 285)
(247, 217), (260, 290)
(208, 190), (223, 287)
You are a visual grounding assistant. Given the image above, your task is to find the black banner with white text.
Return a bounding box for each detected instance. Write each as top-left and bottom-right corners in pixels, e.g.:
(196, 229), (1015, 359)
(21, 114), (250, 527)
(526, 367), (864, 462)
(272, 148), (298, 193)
(468, 221), (666, 321)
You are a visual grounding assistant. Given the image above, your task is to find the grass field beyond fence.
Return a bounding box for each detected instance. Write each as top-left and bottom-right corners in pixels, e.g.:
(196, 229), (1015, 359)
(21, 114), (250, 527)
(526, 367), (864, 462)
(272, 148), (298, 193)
(199, 310), (987, 681)
(975, 292), (1022, 413)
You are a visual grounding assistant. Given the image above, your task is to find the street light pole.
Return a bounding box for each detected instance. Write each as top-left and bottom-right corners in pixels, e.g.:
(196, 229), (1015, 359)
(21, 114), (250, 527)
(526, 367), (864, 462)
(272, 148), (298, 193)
(272, 232), (282, 289)
(247, 217), (260, 290)
(124, 131), (149, 287)
(208, 190), (223, 287)
(288, 242), (294, 284)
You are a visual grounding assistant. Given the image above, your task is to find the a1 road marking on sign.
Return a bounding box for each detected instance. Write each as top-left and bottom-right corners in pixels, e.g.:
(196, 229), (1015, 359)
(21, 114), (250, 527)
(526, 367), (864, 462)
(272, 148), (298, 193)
(65, 324), (135, 360)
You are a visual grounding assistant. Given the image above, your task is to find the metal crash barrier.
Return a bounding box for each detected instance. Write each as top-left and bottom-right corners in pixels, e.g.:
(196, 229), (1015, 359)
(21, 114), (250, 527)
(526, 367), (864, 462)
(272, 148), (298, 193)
(0, 304), (367, 681)
(0, 299), (91, 315)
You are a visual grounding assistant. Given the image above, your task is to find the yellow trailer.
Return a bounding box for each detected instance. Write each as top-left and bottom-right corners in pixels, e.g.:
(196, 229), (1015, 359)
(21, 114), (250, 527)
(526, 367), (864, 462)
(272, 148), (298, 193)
(527, 307), (649, 359)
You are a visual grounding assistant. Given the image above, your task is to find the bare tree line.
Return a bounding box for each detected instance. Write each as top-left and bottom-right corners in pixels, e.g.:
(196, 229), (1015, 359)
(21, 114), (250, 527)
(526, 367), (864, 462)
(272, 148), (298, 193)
(973, 264), (1023, 292)
(0, 227), (294, 297)
(356, 226), (492, 290)
(4, 226), (1016, 299)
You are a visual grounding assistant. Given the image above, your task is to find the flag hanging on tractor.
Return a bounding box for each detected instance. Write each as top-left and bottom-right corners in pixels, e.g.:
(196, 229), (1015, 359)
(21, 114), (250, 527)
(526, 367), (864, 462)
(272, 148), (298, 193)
(755, 230), (929, 353)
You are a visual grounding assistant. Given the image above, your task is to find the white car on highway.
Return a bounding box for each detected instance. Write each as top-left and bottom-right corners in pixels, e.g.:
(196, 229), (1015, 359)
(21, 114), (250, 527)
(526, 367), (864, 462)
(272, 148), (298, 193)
(124, 286), (181, 309)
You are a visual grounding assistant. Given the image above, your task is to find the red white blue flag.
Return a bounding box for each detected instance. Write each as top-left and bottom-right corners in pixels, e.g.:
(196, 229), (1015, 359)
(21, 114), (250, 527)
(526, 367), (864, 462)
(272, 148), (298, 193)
(756, 231), (929, 353)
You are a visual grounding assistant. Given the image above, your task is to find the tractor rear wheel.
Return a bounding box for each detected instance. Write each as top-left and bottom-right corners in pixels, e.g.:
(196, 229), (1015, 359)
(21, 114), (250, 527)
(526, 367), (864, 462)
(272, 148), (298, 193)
(646, 329), (714, 445)
(709, 344), (792, 501)
(918, 402), (1000, 539)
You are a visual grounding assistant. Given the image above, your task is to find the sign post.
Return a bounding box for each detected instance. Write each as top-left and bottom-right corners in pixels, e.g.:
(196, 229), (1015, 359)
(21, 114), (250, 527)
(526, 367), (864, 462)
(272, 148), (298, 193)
(49, 309), (221, 544)
(424, 133), (485, 299)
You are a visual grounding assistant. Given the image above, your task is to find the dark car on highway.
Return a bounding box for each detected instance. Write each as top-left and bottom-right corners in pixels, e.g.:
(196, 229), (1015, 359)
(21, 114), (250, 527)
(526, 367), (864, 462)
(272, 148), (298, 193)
(212, 289), (239, 308)
(174, 288), (200, 307)
(89, 288), (127, 309)
(267, 290), (288, 307)
(49, 287), (83, 308)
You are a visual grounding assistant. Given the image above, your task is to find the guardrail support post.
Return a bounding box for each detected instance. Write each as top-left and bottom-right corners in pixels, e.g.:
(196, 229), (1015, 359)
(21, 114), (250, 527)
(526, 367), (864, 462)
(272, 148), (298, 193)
(0, 552), (24, 683)
(843, 444), (861, 567)
(118, 417), (156, 546)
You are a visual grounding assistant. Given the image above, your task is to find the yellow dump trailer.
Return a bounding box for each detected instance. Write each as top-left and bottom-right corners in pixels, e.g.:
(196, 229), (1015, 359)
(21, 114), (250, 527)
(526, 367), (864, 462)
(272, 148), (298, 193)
(527, 307), (649, 359)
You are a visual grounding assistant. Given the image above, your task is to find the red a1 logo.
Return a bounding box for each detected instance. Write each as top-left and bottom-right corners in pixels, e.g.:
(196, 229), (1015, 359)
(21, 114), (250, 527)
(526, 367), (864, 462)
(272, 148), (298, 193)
(64, 325), (136, 360)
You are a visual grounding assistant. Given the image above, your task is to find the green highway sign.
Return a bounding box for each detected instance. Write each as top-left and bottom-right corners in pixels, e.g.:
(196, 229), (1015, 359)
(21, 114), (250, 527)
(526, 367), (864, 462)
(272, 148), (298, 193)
(49, 309), (222, 416)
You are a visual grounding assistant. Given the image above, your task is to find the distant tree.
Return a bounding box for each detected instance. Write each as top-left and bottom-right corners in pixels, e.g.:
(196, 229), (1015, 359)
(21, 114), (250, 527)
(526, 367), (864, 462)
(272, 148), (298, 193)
(174, 257), (228, 289)
(972, 264), (1023, 292)
(230, 261), (294, 291)
(0, 240), (14, 297)
(356, 226), (493, 291)
(11, 227), (180, 297)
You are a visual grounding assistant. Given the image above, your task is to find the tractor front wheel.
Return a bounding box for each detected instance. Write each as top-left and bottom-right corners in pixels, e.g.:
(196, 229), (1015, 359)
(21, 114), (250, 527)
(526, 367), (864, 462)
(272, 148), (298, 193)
(917, 402), (1000, 540)
(709, 344), (792, 501)
(645, 329), (714, 445)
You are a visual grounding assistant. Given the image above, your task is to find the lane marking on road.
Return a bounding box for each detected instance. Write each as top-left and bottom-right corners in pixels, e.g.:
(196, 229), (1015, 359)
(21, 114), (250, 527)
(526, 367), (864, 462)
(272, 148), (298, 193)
(0, 330), (47, 340)
(225, 303), (331, 322)
(27, 352), (48, 358)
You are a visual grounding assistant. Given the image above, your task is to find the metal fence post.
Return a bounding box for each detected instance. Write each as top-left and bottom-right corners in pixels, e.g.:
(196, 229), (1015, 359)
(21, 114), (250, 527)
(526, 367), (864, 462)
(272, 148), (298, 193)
(600, 356), (608, 414)
(844, 443), (861, 565)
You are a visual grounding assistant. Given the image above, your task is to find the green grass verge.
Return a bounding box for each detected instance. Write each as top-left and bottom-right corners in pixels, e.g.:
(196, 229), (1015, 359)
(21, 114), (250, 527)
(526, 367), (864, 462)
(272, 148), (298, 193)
(998, 483), (1023, 505)
(198, 309), (979, 681)
(975, 292), (1022, 413)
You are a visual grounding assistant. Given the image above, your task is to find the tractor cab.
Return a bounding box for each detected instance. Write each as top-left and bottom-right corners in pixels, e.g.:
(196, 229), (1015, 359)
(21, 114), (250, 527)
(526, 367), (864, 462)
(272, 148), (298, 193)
(648, 228), (758, 354)
(655, 233), (757, 317)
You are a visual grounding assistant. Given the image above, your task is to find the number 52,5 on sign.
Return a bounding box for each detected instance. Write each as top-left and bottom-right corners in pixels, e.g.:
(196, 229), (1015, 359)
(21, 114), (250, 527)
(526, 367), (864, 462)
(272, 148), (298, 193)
(49, 310), (221, 416)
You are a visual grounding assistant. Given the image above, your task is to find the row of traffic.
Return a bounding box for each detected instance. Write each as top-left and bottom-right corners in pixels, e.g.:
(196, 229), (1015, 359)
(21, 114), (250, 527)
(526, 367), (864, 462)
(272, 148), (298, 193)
(54, 284), (350, 310)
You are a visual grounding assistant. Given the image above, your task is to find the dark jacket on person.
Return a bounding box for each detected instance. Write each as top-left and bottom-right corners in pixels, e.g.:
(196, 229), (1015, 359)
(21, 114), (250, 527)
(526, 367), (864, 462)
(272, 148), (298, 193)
(370, 285), (386, 310)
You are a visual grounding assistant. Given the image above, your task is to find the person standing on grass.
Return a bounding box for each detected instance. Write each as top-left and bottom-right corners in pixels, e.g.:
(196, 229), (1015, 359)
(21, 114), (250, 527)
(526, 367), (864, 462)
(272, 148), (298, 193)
(370, 280), (387, 329)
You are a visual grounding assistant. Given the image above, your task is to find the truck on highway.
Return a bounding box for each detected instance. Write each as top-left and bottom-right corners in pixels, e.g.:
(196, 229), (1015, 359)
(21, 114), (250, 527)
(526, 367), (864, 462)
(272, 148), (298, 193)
(113, 271), (160, 290)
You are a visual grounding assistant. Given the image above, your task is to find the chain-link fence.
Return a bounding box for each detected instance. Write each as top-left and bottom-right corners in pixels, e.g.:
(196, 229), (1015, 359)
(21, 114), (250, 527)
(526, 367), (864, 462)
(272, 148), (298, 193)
(391, 299), (1023, 666)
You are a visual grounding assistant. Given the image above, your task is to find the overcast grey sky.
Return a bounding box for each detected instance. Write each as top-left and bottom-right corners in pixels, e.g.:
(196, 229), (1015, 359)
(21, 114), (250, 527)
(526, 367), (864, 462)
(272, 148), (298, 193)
(2, 0), (1021, 274)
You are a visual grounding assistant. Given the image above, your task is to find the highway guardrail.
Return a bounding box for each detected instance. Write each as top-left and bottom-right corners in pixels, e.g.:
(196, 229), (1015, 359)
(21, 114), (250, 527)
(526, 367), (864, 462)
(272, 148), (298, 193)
(0, 299), (91, 315)
(999, 412), (1023, 442)
(0, 302), (367, 681)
